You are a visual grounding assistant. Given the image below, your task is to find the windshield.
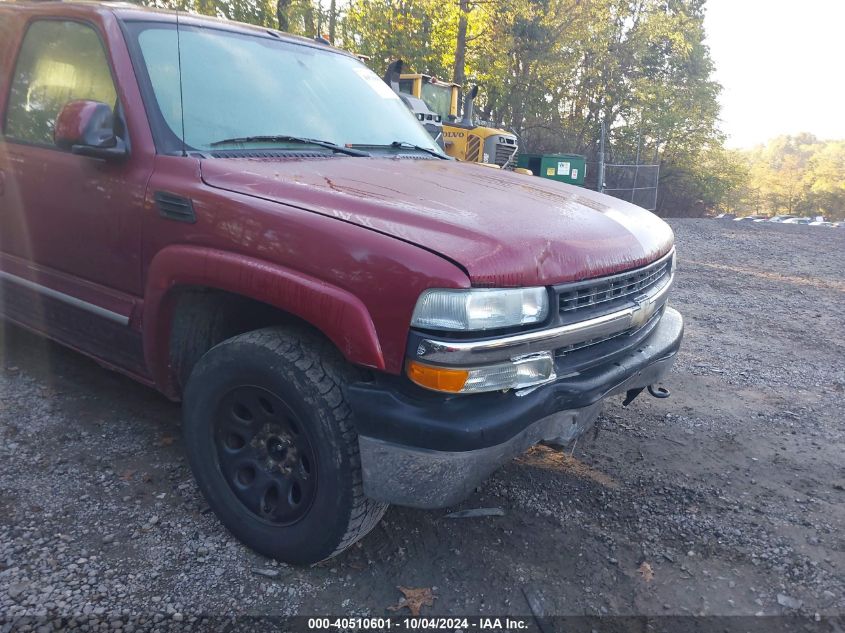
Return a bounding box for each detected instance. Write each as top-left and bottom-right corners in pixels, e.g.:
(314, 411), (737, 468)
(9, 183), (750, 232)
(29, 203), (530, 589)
(420, 82), (453, 120)
(126, 22), (442, 154)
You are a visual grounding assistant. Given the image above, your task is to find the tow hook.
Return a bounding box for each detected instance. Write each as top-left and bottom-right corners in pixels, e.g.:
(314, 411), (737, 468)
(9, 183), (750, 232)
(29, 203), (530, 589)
(648, 384), (671, 398)
(622, 384), (671, 407)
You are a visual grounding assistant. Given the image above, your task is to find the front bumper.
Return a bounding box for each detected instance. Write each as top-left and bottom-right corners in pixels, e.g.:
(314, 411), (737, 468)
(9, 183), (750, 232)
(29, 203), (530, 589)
(348, 306), (684, 508)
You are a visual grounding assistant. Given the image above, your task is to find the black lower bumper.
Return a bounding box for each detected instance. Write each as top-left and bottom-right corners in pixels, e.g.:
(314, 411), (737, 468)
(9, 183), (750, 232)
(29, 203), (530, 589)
(348, 307), (683, 508)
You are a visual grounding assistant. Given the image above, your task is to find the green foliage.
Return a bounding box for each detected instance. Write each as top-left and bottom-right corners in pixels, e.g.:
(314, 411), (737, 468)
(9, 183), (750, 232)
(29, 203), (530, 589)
(342, 0), (728, 215)
(132, 0), (778, 218)
(658, 146), (748, 217)
(341, 0), (459, 78)
(138, 0), (316, 33)
(733, 135), (845, 221)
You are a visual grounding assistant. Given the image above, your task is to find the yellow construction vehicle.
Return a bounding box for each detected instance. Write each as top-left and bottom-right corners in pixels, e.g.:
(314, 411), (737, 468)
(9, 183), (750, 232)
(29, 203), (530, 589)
(383, 60), (521, 169)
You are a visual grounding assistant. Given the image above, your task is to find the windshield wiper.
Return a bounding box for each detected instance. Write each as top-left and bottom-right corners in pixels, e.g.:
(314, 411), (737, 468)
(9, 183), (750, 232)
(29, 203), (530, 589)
(391, 141), (449, 159)
(209, 135), (370, 157)
(350, 141), (449, 160)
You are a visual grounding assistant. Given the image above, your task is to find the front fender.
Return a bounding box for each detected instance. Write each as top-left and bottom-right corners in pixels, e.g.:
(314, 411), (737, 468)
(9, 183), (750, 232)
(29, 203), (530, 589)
(143, 245), (385, 397)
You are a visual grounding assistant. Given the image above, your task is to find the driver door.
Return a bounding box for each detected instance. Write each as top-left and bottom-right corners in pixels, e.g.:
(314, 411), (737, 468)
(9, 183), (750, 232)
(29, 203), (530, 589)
(0, 18), (149, 373)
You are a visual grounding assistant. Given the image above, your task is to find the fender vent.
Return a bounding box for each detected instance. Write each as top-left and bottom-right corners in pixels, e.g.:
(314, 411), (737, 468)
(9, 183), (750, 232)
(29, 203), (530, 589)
(155, 191), (196, 223)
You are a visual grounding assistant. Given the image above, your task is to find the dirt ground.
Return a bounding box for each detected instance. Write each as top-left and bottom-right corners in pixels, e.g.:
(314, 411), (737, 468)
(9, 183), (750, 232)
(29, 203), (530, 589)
(1, 219), (843, 627)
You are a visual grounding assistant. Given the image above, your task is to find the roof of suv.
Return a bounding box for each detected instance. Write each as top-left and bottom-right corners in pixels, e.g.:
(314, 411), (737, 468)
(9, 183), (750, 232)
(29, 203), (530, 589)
(0, 0), (348, 55)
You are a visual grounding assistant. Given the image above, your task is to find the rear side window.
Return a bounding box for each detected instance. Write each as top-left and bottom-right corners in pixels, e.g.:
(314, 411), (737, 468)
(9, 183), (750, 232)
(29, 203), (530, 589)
(4, 20), (117, 146)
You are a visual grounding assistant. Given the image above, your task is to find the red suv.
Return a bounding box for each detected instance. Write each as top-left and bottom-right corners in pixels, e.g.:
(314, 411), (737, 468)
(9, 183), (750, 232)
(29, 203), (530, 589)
(0, 2), (683, 564)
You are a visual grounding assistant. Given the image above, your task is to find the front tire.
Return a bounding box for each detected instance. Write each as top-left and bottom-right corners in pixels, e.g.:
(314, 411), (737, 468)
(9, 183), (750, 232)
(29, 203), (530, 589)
(182, 326), (387, 565)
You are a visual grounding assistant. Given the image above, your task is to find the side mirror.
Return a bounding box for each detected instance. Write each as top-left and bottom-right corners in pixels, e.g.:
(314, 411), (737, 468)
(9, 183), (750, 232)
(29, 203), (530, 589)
(54, 100), (127, 160)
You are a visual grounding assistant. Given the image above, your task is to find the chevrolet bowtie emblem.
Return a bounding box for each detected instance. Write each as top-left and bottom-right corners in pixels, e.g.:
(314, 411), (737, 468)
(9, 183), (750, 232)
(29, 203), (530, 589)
(630, 294), (652, 328)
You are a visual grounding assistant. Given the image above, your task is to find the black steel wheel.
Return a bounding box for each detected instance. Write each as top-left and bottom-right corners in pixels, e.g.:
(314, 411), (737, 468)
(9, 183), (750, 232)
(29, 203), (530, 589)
(213, 386), (317, 525)
(182, 326), (387, 564)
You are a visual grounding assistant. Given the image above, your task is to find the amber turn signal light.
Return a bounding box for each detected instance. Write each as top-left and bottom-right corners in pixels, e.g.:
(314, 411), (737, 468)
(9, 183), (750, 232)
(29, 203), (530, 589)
(406, 360), (469, 393)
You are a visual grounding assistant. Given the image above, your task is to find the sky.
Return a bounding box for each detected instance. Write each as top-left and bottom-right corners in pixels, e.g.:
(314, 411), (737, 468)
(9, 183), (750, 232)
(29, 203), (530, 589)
(704, 0), (845, 149)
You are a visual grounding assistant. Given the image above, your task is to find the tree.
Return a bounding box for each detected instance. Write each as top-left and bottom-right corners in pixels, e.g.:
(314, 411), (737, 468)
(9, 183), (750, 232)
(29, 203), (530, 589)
(452, 0), (470, 86)
(329, 0), (337, 41)
(734, 136), (845, 220)
(342, 0), (459, 78)
(277, 0), (290, 30)
(805, 142), (845, 219)
(136, 0), (764, 217)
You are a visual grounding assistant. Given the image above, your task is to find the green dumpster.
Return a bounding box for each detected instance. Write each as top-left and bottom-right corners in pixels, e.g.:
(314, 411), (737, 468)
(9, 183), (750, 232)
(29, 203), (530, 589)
(517, 153), (586, 186)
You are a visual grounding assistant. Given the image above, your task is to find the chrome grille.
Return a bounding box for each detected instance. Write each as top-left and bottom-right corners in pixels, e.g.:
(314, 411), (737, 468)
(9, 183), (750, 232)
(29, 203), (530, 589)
(555, 308), (663, 356)
(557, 251), (673, 314)
(494, 143), (517, 167)
(557, 329), (628, 355)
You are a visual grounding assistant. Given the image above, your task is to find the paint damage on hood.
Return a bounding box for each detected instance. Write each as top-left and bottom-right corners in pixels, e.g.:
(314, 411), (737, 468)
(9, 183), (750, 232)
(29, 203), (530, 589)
(200, 157), (675, 287)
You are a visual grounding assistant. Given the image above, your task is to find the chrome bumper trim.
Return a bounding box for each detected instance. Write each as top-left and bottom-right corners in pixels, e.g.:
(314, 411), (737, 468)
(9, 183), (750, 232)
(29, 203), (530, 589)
(414, 273), (673, 365)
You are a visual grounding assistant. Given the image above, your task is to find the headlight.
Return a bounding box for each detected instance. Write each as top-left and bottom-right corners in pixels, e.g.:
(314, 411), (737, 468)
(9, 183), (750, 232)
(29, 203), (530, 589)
(407, 353), (556, 394)
(411, 288), (549, 331)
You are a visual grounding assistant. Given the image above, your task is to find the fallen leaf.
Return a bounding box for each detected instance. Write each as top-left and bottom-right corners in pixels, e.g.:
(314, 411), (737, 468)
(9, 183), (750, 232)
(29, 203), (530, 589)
(516, 447), (619, 489)
(119, 470), (135, 482)
(387, 586), (435, 617)
(638, 561), (655, 582)
(158, 436), (177, 447)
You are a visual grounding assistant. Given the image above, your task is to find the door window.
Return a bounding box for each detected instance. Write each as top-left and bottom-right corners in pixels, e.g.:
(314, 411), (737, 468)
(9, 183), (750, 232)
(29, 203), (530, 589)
(4, 20), (117, 146)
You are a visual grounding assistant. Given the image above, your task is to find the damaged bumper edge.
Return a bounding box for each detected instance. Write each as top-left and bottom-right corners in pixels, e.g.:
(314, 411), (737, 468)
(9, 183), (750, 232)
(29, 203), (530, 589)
(352, 307), (684, 509)
(359, 401), (603, 509)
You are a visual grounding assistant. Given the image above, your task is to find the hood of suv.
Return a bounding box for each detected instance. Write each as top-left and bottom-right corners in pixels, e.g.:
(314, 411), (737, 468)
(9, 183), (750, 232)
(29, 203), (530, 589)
(201, 157), (674, 287)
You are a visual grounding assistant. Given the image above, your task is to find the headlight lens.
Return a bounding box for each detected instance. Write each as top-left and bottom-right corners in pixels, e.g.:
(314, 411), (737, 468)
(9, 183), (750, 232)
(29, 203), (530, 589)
(411, 287), (549, 331)
(407, 353), (556, 394)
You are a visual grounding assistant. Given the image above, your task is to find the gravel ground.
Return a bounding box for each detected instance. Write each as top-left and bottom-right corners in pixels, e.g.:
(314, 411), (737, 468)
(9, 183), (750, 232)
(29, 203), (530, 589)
(1, 219), (843, 629)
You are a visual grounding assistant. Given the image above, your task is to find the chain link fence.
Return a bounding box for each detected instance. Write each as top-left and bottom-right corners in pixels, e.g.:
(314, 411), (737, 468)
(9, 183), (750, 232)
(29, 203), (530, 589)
(601, 163), (660, 211)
